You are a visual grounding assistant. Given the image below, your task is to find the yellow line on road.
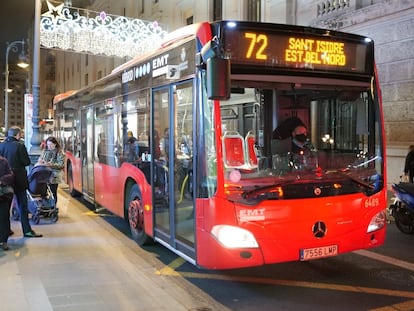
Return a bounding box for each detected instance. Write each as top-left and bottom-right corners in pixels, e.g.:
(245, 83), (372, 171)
(155, 249), (414, 308)
(83, 211), (99, 216)
(155, 257), (185, 276)
(155, 248), (414, 301)
(161, 271), (414, 299)
(369, 299), (414, 311)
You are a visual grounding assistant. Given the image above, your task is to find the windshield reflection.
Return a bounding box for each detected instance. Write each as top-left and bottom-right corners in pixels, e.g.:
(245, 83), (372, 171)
(223, 150), (382, 204)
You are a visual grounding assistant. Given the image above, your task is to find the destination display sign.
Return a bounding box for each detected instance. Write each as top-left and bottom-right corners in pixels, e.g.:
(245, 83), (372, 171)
(222, 26), (373, 75)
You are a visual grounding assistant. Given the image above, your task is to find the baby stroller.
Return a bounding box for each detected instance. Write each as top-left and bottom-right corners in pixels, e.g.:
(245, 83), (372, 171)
(12, 165), (58, 224)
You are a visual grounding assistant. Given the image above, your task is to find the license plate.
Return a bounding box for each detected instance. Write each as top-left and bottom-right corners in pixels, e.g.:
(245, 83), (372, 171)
(300, 245), (338, 261)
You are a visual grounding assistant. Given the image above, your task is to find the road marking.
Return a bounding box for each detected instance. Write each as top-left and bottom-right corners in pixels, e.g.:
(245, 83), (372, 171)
(155, 257), (185, 276)
(83, 210), (116, 217)
(154, 249), (414, 310)
(83, 211), (99, 216)
(355, 249), (414, 272)
(160, 270), (414, 310)
(369, 299), (414, 311)
(157, 270), (414, 299)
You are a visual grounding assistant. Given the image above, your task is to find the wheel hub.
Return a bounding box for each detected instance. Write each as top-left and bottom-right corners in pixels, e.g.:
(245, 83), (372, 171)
(128, 199), (143, 229)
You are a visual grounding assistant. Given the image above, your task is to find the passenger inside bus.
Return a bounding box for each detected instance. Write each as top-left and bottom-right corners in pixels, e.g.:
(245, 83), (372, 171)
(81, 134), (87, 166)
(160, 128), (169, 162)
(151, 129), (161, 160)
(176, 132), (193, 200)
(124, 131), (140, 164)
(97, 133), (108, 164)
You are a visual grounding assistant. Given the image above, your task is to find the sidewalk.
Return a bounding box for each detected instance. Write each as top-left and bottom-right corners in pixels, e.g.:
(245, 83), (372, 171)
(0, 188), (228, 311)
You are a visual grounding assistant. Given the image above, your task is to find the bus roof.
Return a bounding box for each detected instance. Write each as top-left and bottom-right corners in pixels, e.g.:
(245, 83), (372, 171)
(54, 21), (213, 104)
(110, 21), (212, 75)
(53, 21), (374, 104)
(53, 90), (77, 104)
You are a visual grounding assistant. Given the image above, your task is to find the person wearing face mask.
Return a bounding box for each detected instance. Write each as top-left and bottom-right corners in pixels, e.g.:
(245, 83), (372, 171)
(291, 124), (309, 154)
(290, 124), (319, 171)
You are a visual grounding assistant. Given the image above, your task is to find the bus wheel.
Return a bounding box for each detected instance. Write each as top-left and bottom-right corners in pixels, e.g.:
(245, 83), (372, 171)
(67, 163), (81, 197)
(127, 184), (153, 246)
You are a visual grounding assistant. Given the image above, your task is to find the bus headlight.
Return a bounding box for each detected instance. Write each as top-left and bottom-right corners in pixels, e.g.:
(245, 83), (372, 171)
(367, 211), (386, 233)
(211, 225), (259, 248)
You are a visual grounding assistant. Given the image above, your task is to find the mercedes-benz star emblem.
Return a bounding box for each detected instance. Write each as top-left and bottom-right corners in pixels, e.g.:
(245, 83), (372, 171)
(312, 221), (327, 238)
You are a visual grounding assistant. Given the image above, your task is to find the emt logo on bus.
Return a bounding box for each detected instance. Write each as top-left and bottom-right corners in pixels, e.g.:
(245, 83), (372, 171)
(285, 37), (346, 66)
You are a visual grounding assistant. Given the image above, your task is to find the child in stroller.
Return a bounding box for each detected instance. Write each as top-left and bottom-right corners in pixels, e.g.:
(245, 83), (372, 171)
(12, 165), (58, 224)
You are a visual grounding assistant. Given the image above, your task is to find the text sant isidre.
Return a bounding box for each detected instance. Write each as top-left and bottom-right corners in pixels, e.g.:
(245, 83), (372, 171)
(285, 37), (346, 66)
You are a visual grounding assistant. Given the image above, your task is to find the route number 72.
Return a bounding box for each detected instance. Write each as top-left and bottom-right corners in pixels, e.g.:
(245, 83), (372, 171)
(244, 32), (268, 60)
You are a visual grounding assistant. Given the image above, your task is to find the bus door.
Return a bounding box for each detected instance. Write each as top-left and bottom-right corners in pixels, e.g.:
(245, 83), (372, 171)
(80, 107), (95, 201)
(153, 82), (195, 259)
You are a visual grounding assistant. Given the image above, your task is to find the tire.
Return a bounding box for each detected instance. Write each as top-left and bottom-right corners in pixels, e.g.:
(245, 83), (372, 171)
(31, 213), (40, 225)
(67, 163), (81, 197)
(125, 183), (153, 246)
(394, 207), (414, 234)
(50, 211), (59, 223)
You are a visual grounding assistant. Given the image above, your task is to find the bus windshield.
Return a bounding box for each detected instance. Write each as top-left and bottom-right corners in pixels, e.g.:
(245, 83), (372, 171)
(217, 82), (383, 203)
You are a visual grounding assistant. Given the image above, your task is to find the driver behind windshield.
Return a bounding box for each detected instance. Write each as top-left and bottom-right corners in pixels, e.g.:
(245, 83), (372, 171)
(291, 124), (309, 154)
(273, 117), (311, 154)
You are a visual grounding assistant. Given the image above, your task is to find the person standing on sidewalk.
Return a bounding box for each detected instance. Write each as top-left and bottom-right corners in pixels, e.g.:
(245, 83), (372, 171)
(36, 136), (65, 205)
(0, 126), (42, 238)
(404, 145), (414, 183)
(0, 155), (14, 250)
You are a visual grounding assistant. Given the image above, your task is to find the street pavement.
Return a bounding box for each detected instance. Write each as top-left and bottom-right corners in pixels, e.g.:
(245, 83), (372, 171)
(0, 186), (229, 311)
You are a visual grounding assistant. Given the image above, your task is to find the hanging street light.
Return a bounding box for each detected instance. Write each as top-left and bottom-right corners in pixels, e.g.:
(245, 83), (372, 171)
(17, 52), (30, 69)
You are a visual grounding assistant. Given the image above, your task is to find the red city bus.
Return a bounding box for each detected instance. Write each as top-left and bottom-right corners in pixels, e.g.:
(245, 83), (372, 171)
(54, 21), (386, 269)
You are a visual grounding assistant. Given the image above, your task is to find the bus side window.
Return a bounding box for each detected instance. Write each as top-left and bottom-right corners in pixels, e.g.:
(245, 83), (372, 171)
(222, 131), (246, 168)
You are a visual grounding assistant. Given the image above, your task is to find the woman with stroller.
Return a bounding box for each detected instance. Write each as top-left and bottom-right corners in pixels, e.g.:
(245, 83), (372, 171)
(37, 137), (65, 205)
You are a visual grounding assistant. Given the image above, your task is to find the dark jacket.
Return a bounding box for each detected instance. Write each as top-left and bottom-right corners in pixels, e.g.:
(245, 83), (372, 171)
(0, 156), (14, 187)
(0, 137), (31, 191)
(404, 150), (414, 175)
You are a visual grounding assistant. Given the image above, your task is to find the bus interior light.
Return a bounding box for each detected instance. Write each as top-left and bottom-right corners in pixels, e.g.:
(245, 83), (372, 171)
(211, 225), (259, 248)
(367, 211), (386, 233)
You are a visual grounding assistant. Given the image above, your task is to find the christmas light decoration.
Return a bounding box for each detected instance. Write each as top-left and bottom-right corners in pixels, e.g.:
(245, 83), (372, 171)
(40, 0), (167, 58)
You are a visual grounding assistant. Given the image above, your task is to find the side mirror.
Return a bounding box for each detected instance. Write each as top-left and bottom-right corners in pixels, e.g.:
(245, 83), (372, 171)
(206, 57), (230, 100)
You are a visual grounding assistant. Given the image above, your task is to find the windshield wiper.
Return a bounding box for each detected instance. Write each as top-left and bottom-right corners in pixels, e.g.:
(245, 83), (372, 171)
(351, 155), (381, 169)
(326, 167), (382, 196)
(338, 170), (375, 190)
(240, 184), (285, 203)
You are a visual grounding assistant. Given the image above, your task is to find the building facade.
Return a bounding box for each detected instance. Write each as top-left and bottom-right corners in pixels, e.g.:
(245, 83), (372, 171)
(45, 0), (413, 186)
